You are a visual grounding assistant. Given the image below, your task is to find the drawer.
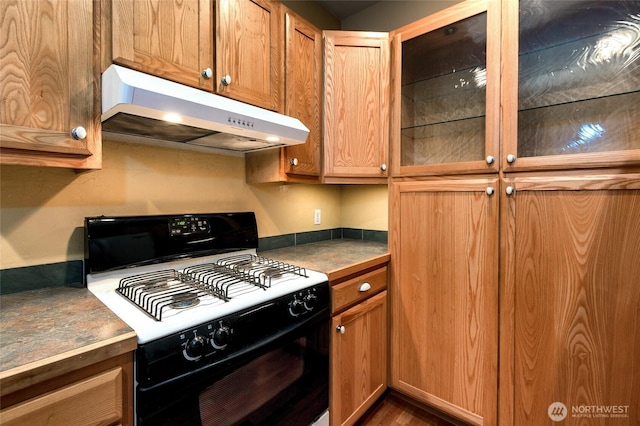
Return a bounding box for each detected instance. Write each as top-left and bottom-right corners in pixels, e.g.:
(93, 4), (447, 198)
(332, 266), (387, 313)
(0, 367), (124, 426)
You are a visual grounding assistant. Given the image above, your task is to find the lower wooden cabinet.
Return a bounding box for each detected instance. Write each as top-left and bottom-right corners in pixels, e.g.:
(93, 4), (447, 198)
(0, 352), (133, 426)
(499, 174), (640, 426)
(330, 266), (388, 426)
(389, 178), (499, 426)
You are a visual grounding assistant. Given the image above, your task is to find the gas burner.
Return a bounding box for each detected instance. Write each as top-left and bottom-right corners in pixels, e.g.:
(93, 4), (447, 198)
(261, 267), (283, 279)
(168, 293), (200, 309)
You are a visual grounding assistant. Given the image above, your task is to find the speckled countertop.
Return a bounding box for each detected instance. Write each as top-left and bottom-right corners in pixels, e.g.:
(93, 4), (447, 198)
(0, 239), (387, 395)
(260, 239), (389, 282)
(0, 286), (137, 395)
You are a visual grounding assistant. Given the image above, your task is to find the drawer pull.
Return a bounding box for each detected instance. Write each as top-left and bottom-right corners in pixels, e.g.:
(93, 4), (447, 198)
(358, 282), (371, 292)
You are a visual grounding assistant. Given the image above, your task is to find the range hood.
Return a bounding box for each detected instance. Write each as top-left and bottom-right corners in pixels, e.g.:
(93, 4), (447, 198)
(101, 65), (309, 154)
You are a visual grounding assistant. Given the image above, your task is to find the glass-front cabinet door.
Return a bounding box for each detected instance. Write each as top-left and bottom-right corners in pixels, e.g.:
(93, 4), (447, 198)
(502, 0), (640, 170)
(390, 0), (501, 176)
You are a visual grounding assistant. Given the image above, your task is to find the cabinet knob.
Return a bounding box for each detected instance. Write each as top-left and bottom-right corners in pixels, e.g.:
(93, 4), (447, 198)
(358, 282), (371, 292)
(380, 163), (387, 171)
(290, 158), (299, 166)
(71, 126), (87, 140)
(221, 75), (232, 86)
(486, 155), (495, 165)
(201, 68), (213, 79)
(506, 153), (516, 164)
(486, 187), (495, 196)
(506, 186), (515, 195)
(336, 325), (345, 334)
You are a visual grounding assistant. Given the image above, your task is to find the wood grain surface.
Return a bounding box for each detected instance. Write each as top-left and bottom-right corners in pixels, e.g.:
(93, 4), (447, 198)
(511, 186), (640, 426)
(390, 179), (498, 426)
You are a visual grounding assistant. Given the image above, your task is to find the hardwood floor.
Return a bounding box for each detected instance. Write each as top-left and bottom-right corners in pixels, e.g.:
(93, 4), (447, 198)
(356, 392), (461, 426)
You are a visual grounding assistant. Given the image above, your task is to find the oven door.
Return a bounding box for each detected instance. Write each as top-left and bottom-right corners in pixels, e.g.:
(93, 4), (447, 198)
(136, 312), (329, 426)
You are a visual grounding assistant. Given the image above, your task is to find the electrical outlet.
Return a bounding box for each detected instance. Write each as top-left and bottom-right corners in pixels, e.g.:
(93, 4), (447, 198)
(314, 209), (321, 225)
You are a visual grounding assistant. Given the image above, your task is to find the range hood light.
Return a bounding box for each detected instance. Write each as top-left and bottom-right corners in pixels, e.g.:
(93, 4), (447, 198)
(163, 113), (183, 123)
(266, 136), (280, 142)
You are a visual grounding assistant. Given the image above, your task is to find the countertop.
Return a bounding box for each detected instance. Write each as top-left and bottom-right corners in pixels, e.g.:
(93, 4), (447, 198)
(0, 287), (137, 396)
(260, 239), (389, 282)
(0, 239), (387, 396)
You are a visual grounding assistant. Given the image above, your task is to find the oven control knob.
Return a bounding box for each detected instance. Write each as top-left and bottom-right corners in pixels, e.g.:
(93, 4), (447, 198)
(184, 335), (206, 361)
(303, 293), (317, 311)
(211, 326), (231, 350)
(289, 298), (306, 317)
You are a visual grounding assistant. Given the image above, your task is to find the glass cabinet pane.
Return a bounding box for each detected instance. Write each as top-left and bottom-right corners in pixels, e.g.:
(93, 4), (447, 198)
(518, 0), (640, 157)
(401, 12), (488, 166)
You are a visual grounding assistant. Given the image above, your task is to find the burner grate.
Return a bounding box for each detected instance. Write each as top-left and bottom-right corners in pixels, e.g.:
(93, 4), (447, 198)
(215, 254), (307, 287)
(115, 255), (307, 321)
(116, 270), (218, 321)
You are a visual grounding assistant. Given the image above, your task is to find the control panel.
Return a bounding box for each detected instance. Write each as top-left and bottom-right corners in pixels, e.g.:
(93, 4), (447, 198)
(169, 216), (211, 237)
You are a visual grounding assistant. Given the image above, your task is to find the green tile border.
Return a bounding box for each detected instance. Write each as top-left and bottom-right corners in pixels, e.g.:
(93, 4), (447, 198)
(1, 229), (387, 294)
(0, 260), (83, 295)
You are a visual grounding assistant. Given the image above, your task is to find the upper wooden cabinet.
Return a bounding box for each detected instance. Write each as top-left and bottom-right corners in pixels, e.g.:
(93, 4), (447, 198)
(390, 0), (501, 176)
(0, 0), (101, 169)
(104, 0), (213, 91)
(282, 9), (322, 179)
(245, 7), (321, 184)
(215, 0), (283, 111)
(502, 0), (640, 171)
(103, 0), (283, 111)
(392, 0), (640, 176)
(323, 31), (390, 184)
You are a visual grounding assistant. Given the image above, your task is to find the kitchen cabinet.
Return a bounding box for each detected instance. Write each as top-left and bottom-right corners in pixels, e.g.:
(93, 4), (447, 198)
(389, 178), (499, 426)
(330, 265), (388, 426)
(103, 0), (283, 111)
(103, 0), (213, 91)
(323, 31), (390, 184)
(501, 0), (640, 171)
(245, 7), (322, 183)
(0, 0), (101, 169)
(389, 2), (640, 425)
(0, 352), (134, 426)
(499, 174), (640, 426)
(215, 0), (283, 111)
(389, 0), (501, 176)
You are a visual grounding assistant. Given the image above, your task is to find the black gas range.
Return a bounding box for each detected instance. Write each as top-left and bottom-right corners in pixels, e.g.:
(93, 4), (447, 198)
(84, 212), (330, 426)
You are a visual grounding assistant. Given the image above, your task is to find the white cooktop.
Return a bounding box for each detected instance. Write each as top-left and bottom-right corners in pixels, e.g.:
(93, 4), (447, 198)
(86, 250), (328, 344)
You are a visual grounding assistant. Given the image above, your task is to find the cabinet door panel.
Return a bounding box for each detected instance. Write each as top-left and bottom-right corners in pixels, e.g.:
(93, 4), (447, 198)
(0, 0), (101, 169)
(323, 31), (389, 182)
(502, 0), (640, 170)
(215, 0), (282, 111)
(390, 0), (501, 176)
(110, 0), (213, 91)
(390, 179), (498, 426)
(331, 290), (387, 426)
(283, 10), (321, 178)
(500, 175), (640, 426)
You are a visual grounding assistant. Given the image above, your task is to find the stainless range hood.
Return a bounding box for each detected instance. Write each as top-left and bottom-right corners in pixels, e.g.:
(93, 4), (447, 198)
(101, 65), (309, 154)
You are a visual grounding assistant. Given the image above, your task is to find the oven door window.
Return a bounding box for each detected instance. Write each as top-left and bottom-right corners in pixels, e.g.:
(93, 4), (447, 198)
(137, 322), (329, 426)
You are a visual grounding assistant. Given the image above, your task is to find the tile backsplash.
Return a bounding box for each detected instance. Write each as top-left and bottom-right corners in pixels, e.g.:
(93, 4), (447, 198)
(0, 229), (387, 295)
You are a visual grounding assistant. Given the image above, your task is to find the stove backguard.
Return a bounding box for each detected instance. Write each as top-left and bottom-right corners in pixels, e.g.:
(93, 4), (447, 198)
(84, 212), (259, 278)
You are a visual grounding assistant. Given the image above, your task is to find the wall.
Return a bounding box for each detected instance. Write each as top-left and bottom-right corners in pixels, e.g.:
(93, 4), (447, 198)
(0, 0), (461, 272)
(342, 1), (463, 31)
(0, 140), (344, 269)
